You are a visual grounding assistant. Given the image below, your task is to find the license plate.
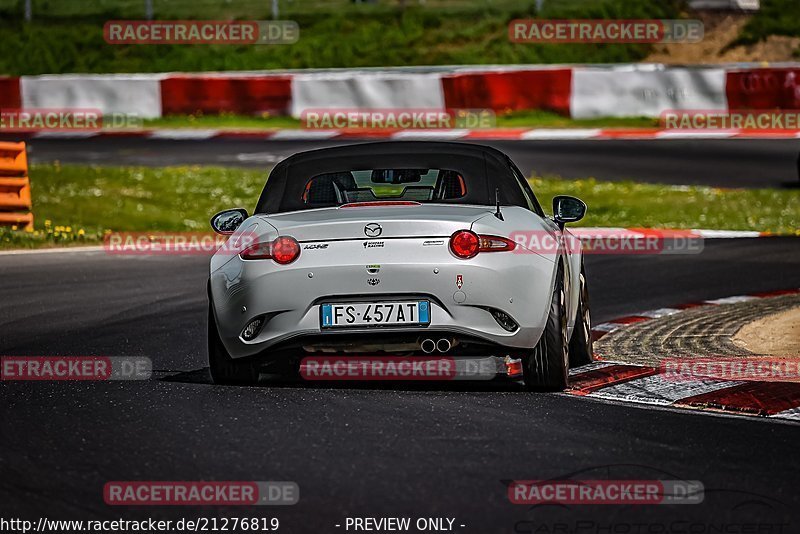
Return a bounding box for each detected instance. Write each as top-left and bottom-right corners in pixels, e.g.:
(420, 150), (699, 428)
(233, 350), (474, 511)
(320, 301), (430, 328)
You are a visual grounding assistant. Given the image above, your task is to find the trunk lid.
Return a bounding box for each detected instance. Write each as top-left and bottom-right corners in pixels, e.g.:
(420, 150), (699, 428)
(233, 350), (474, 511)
(257, 204), (494, 242)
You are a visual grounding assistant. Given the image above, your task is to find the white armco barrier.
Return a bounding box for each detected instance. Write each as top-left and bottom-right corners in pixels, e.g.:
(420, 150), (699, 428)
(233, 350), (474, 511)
(570, 66), (728, 119)
(290, 72), (445, 117)
(20, 75), (164, 119)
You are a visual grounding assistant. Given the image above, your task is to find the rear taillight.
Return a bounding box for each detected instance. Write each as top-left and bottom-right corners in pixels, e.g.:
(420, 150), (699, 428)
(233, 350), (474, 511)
(449, 230), (515, 259)
(478, 235), (516, 252)
(241, 236), (300, 264)
(449, 230), (480, 259)
(271, 236), (301, 264)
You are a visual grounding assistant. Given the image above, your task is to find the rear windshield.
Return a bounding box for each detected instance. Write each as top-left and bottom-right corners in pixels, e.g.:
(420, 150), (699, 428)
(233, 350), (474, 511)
(301, 168), (467, 208)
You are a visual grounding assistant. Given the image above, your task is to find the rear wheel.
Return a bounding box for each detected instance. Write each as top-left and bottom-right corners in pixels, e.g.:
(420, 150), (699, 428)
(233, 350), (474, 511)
(523, 268), (569, 391)
(569, 263), (594, 367)
(208, 302), (260, 385)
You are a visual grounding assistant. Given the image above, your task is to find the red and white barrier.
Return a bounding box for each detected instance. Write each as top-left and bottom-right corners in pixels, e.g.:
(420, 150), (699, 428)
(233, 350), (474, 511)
(570, 65), (727, 119)
(3, 64), (800, 121)
(161, 74), (292, 115)
(725, 67), (800, 110)
(0, 76), (21, 109)
(289, 72), (445, 117)
(4, 126), (798, 141)
(20, 74), (165, 118)
(441, 67), (571, 114)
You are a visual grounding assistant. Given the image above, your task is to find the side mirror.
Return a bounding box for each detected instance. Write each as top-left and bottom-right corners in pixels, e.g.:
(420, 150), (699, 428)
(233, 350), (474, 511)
(210, 208), (248, 235)
(552, 196), (586, 229)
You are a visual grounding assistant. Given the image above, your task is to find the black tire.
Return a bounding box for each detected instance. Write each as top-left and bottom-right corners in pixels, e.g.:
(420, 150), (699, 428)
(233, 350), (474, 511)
(569, 262), (594, 367)
(523, 267), (569, 391)
(208, 302), (260, 385)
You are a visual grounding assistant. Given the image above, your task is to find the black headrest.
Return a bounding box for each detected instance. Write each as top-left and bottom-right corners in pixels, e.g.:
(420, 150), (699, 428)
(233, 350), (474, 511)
(437, 170), (465, 199)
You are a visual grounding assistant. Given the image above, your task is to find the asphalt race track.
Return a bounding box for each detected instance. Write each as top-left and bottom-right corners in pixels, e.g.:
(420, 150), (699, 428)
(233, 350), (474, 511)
(12, 135), (800, 188)
(2, 238), (800, 531)
(1, 135), (800, 531)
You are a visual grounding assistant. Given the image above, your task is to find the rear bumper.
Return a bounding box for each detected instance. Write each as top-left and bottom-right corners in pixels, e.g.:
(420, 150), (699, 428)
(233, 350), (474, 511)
(210, 241), (556, 360)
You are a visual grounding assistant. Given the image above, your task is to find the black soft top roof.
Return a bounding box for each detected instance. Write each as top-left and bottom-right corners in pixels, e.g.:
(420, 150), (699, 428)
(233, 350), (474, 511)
(254, 141), (528, 214)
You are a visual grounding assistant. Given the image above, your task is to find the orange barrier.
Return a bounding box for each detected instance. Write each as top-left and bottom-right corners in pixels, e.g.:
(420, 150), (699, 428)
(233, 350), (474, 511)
(0, 142), (33, 231)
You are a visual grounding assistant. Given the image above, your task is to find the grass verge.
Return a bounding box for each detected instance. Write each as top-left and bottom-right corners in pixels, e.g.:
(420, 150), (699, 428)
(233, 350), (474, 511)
(730, 0), (800, 49)
(1, 163), (797, 250)
(0, 0), (679, 75)
(531, 177), (799, 233)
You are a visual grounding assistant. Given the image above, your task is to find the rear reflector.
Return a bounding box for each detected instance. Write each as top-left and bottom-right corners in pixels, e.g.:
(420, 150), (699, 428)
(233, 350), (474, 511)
(491, 309), (519, 332)
(241, 317), (264, 341)
(505, 357), (523, 377)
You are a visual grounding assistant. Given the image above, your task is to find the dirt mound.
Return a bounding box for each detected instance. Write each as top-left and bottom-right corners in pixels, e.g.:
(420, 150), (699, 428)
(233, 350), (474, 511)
(733, 305), (800, 356)
(645, 12), (800, 64)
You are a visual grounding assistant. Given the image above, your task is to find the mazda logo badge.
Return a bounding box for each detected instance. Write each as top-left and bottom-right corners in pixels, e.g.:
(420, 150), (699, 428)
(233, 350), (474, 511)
(364, 223), (382, 237)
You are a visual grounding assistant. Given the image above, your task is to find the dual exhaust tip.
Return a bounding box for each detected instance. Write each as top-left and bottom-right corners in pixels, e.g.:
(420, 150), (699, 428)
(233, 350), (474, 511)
(420, 338), (452, 354)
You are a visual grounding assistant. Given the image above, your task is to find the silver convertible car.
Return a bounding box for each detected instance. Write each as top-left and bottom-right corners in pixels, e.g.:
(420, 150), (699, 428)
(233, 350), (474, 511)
(208, 142), (592, 390)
